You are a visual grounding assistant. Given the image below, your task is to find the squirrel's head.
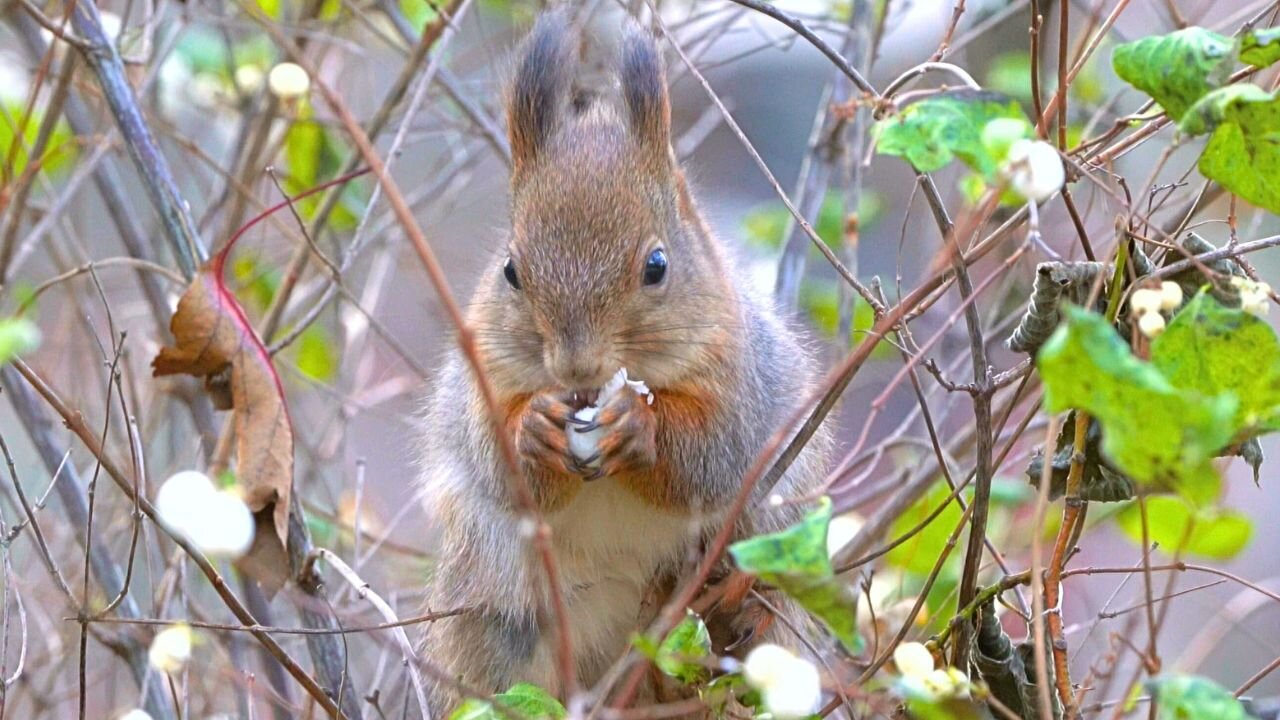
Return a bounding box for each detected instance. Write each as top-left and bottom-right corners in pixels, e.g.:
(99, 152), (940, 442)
(475, 11), (739, 396)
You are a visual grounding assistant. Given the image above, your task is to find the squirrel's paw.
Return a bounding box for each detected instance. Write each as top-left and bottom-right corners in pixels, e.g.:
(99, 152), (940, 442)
(577, 388), (657, 480)
(515, 391), (585, 478)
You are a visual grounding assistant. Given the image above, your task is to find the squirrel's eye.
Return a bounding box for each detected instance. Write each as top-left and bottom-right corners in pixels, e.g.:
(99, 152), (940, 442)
(503, 257), (520, 289)
(643, 248), (668, 286)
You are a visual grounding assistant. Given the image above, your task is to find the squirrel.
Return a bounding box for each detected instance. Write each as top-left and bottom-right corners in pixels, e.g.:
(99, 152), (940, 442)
(418, 10), (831, 715)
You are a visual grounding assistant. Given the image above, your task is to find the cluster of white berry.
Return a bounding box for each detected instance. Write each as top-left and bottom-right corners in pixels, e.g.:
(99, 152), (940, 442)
(1231, 276), (1273, 318)
(742, 644), (823, 719)
(893, 641), (971, 702)
(1128, 281), (1184, 339)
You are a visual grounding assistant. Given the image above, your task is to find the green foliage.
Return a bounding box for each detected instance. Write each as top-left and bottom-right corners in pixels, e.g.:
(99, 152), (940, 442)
(0, 317), (40, 365)
(296, 326), (338, 382)
(1112, 28), (1234, 119)
(283, 117), (362, 231)
(729, 497), (862, 653)
(0, 103), (77, 180)
(1240, 27), (1280, 68)
(449, 683), (567, 720)
(1147, 675), (1249, 720)
(1179, 85), (1280, 213)
(400, 0), (439, 32)
(1116, 495), (1252, 559)
(741, 192), (882, 252)
(1037, 304), (1236, 502)
(1151, 290), (1280, 432)
(873, 89), (1033, 179)
(634, 611), (712, 684)
(886, 483), (963, 578)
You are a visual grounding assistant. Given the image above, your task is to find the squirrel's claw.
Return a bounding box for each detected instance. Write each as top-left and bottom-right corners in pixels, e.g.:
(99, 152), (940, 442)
(573, 421), (601, 434)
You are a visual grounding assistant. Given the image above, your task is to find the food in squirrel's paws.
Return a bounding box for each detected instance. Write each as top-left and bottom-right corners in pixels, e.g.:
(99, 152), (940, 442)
(567, 368), (652, 469)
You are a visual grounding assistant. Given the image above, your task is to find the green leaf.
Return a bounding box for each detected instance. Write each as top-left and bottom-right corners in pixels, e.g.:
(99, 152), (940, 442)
(1151, 290), (1280, 432)
(0, 318), (40, 365)
(1240, 27), (1280, 68)
(494, 684), (566, 719)
(0, 102), (77, 179)
(729, 497), (861, 653)
(1178, 84), (1280, 213)
(296, 326), (338, 382)
(448, 684), (567, 720)
(1115, 496), (1252, 559)
(654, 611), (712, 684)
(400, 0), (438, 32)
(1112, 27), (1234, 119)
(1148, 675), (1249, 720)
(873, 89), (1033, 179)
(1037, 305), (1237, 502)
(886, 482), (964, 578)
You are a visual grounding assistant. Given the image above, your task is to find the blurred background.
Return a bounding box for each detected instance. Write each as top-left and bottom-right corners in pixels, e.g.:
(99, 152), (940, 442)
(1, 0), (1279, 717)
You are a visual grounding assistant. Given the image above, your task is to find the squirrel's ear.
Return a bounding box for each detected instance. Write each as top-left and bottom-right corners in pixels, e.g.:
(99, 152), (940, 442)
(509, 10), (574, 174)
(619, 24), (671, 160)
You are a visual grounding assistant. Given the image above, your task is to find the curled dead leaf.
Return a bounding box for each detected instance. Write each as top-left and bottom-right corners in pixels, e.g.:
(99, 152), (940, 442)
(153, 264), (293, 593)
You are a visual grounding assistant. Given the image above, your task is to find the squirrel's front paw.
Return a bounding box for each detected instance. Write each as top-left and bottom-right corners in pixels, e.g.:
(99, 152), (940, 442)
(575, 389), (657, 480)
(514, 391), (586, 479)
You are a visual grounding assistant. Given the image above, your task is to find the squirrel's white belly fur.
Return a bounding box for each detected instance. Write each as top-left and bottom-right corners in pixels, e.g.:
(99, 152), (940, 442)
(527, 479), (704, 686)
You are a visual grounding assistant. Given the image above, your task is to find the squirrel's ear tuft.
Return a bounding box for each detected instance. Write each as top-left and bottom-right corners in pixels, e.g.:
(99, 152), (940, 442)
(509, 10), (575, 174)
(619, 24), (671, 159)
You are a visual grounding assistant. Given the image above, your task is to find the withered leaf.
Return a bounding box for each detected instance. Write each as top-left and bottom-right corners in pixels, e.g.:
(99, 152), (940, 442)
(153, 264), (293, 593)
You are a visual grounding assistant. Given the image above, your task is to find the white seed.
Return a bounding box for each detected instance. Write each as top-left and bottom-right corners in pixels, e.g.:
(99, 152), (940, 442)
(1004, 139), (1065, 203)
(892, 642), (935, 678)
(268, 62), (310, 100)
(565, 368), (653, 467)
(1158, 281), (1183, 312)
(1138, 311), (1166, 338)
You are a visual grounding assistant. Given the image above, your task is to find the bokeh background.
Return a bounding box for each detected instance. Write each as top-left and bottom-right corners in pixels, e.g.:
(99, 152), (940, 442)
(1, 0), (1279, 716)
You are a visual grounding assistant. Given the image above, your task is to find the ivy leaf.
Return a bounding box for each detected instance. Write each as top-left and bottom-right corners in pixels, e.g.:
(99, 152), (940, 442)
(1178, 84), (1280, 213)
(447, 684), (567, 720)
(1115, 496), (1252, 559)
(1151, 290), (1280, 432)
(1240, 27), (1280, 68)
(873, 89), (1033, 179)
(1037, 305), (1236, 502)
(729, 497), (862, 653)
(1148, 675), (1250, 720)
(646, 611), (712, 684)
(1112, 27), (1234, 119)
(0, 317), (40, 365)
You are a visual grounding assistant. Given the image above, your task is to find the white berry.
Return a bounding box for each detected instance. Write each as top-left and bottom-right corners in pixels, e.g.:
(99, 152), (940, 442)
(893, 641), (935, 678)
(743, 644), (822, 719)
(1158, 281), (1183, 312)
(148, 624), (193, 673)
(1138, 311), (1166, 338)
(1129, 288), (1163, 316)
(1004, 139), (1065, 203)
(268, 62), (310, 100)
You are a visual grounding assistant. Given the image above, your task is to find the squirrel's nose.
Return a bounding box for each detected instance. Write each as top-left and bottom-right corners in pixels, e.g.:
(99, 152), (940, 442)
(547, 342), (608, 390)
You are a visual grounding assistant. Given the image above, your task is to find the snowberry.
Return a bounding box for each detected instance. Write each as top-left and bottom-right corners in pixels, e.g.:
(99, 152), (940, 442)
(1138, 311), (1166, 339)
(826, 512), (864, 558)
(893, 641), (935, 678)
(234, 65), (265, 94)
(268, 62), (310, 100)
(156, 471), (254, 559)
(1232, 277), (1273, 317)
(1004, 139), (1065, 203)
(1158, 281), (1184, 312)
(1129, 288), (1163, 317)
(148, 624), (192, 673)
(743, 644), (822, 719)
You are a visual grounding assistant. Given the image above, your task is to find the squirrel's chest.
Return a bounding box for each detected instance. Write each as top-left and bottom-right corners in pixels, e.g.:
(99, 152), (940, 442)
(545, 479), (697, 589)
